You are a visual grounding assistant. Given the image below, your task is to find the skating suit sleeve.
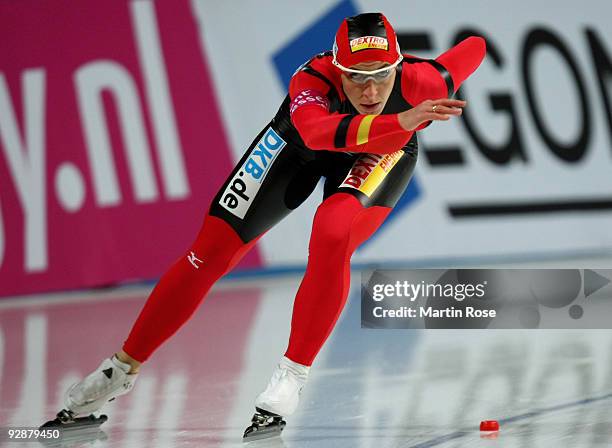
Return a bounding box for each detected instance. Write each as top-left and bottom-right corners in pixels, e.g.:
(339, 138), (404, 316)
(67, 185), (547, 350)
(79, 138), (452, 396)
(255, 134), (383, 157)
(289, 59), (413, 155)
(401, 36), (487, 129)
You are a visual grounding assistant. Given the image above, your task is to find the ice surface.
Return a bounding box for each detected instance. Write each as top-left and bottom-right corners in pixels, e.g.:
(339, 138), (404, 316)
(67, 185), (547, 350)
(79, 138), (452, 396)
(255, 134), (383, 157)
(1, 261), (611, 447)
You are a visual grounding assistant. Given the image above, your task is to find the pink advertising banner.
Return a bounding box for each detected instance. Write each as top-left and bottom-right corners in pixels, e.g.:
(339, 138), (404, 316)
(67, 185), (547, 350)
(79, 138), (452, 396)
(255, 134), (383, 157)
(0, 0), (261, 297)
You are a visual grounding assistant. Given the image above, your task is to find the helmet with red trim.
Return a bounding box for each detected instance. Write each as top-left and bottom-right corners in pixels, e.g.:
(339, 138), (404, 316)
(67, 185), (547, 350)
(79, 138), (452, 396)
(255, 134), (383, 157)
(332, 12), (402, 74)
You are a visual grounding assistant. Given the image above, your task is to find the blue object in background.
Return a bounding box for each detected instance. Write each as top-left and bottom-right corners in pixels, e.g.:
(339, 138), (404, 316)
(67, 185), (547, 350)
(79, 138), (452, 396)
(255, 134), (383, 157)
(271, 0), (422, 248)
(272, 0), (357, 88)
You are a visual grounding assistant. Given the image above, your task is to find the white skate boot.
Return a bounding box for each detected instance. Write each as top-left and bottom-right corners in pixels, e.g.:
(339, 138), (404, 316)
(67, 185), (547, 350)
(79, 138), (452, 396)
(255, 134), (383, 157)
(243, 356), (310, 440)
(40, 355), (138, 430)
(255, 356), (310, 416)
(64, 355), (138, 416)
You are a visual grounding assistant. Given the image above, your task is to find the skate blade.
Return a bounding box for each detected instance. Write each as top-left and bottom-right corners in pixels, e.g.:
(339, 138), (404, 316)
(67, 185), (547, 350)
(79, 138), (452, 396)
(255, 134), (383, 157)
(242, 421), (286, 442)
(40, 414), (108, 431)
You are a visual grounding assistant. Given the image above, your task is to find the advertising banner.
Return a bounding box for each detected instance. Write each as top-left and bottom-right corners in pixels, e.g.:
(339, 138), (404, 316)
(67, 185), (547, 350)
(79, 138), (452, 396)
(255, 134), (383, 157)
(0, 0), (261, 297)
(2, 0), (612, 297)
(197, 0), (612, 265)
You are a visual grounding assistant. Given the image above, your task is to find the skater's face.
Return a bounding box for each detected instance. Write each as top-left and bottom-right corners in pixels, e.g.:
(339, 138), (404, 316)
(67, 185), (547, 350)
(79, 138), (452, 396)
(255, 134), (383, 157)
(340, 61), (396, 115)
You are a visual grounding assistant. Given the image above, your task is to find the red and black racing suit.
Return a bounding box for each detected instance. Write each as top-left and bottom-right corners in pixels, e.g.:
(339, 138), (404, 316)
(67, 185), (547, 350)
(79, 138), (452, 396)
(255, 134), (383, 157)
(123, 37), (487, 366)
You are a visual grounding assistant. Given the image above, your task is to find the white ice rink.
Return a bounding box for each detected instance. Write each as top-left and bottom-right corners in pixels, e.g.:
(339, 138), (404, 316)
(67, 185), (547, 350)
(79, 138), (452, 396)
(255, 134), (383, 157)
(1, 257), (612, 447)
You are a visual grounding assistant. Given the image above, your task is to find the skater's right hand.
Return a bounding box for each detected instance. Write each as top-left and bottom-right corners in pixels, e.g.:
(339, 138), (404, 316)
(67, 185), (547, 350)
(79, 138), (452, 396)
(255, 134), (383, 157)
(398, 99), (466, 131)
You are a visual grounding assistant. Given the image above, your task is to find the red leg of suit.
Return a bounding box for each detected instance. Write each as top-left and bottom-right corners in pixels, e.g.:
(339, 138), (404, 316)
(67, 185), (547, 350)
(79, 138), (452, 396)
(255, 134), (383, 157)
(123, 214), (258, 362)
(285, 193), (391, 366)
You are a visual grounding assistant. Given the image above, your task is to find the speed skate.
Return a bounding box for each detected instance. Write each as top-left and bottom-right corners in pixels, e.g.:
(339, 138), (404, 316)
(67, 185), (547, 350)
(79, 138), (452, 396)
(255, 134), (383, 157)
(242, 407), (287, 441)
(40, 355), (137, 432)
(242, 356), (309, 440)
(40, 409), (108, 431)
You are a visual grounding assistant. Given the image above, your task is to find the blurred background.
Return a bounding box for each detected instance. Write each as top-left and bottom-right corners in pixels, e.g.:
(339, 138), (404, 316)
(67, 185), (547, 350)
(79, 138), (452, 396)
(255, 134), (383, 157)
(1, 1), (612, 447)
